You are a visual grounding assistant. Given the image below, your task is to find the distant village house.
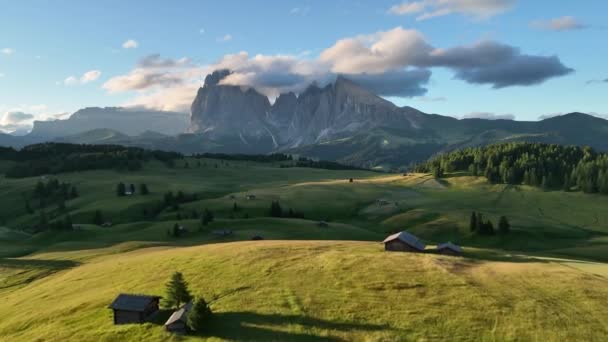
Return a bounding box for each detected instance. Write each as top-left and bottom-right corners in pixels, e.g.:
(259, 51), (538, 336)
(383, 231), (426, 252)
(109, 294), (161, 324)
(245, 194), (257, 200)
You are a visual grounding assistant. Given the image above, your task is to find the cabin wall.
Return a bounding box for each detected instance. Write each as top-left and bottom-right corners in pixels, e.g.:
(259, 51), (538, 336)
(113, 310), (143, 324)
(384, 240), (420, 252)
(166, 321), (187, 333)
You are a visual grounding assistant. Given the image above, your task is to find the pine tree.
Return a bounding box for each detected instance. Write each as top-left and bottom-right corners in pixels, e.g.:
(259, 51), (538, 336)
(116, 182), (126, 197)
(187, 296), (212, 332)
(202, 209), (214, 226)
(38, 211), (49, 231)
(71, 186), (79, 199)
(139, 183), (149, 195)
(498, 216), (510, 234)
(25, 200), (33, 214)
(164, 272), (192, 309)
(93, 210), (104, 225)
(269, 201), (283, 217)
(469, 211), (477, 232)
(563, 173), (571, 192)
(64, 214), (73, 230)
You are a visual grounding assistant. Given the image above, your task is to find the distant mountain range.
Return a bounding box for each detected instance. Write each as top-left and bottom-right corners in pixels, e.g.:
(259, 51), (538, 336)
(5, 71), (608, 168)
(29, 107), (189, 138)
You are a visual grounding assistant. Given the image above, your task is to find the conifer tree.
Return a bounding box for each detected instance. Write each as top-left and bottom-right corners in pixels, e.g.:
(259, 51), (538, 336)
(498, 216), (510, 234)
(188, 296), (212, 332)
(165, 272), (192, 309)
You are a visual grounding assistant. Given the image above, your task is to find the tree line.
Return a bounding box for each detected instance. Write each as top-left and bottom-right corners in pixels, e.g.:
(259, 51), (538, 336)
(2, 143), (182, 178)
(415, 142), (608, 194)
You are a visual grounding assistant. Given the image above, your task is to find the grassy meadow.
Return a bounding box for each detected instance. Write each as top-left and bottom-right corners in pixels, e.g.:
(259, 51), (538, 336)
(1, 158), (608, 341)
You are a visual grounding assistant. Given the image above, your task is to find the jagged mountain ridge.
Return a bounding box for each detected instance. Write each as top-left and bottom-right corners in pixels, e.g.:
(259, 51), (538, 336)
(190, 71), (425, 150)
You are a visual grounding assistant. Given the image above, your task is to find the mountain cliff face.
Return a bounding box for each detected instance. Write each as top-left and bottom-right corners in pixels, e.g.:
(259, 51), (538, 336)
(190, 72), (425, 149)
(29, 107), (189, 138)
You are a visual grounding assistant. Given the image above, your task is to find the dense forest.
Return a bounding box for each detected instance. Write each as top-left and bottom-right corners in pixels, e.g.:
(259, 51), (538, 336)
(0, 143), (182, 178)
(415, 142), (608, 194)
(192, 153), (292, 163)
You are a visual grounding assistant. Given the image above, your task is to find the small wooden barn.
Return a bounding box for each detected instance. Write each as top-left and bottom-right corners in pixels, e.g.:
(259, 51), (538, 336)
(165, 301), (193, 334)
(109, 294), (161, 324)
(437, 242), (463, 256)
(383, 231), (426, 252)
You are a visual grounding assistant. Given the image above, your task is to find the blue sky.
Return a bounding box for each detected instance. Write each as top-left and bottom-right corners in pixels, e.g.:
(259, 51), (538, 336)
(0, 0), (606, 131)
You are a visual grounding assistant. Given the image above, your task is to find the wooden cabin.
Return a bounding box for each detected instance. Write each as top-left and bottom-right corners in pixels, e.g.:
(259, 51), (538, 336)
(383, 231), (426, 252)
(109, 294), (161, 324)
(437, 242), (463, 256)
(165, 301), (193, 334)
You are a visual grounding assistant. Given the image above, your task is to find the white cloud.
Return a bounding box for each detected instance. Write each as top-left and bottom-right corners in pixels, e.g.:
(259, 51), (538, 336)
(1, 48), (15, 55)
(531, 16), (586, 31)
(217, 34), (232, 42)
(199, 28), (205, 34)
(122, 39), (139, 49)
(103, 55), (206, 111)
(389, 0), (515, 20)
(104, 26), (572, 112)
(81, 70), (101, 83)
(320, 27), (432, 74)
(290, 7), (310, 15)
(63, 70), (102, 85)
(462, 112), (515, 120)
(414, 96), (447, 102)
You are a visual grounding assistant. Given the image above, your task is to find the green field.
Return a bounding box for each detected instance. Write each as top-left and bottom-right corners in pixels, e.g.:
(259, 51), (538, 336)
(1, 159), (608, 341)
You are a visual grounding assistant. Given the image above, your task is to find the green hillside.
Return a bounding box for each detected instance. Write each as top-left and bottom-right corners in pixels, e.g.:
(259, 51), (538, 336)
(1, 153), (608, 340)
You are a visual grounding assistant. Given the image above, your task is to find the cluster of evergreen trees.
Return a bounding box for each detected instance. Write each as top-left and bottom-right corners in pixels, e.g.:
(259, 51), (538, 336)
(416, 142), (608, 194)
(115, 182), (149, 196)
(28, 178), (79, 212)
(2, 143), (182, 178)
(269, 201), (305, 219)
(192, 152), (292, 163)
(281, 157), (366, 171)
(469, 212), (511, 235)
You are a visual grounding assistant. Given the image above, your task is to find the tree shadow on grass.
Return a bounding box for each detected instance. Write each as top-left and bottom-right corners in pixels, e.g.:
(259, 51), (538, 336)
(195, 311), (390, 341)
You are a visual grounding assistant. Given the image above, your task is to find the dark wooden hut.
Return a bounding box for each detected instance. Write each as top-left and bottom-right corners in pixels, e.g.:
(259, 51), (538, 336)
(109, 294), (161, 324)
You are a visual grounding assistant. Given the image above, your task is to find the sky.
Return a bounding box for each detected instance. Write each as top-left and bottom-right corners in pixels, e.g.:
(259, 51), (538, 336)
(0, 0), (607, 132)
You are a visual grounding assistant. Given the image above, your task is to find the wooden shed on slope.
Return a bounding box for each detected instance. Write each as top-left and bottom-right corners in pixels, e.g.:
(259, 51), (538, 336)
(165, 301), (193, 334)
(109, 294), (161, 324)
(437, 242), (463, 256)
(383, 231), (426, 252)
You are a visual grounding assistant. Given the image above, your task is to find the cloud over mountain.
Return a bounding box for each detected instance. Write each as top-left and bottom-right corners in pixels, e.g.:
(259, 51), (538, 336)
(104, 26), (572, 111)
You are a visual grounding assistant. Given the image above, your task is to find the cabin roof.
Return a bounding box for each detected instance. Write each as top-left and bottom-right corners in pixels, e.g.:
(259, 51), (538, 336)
(109, 294), (161, 312)
(383, 231), (426, 251)
(437, 241), (463, 253)
(165, 301), (193, 326)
